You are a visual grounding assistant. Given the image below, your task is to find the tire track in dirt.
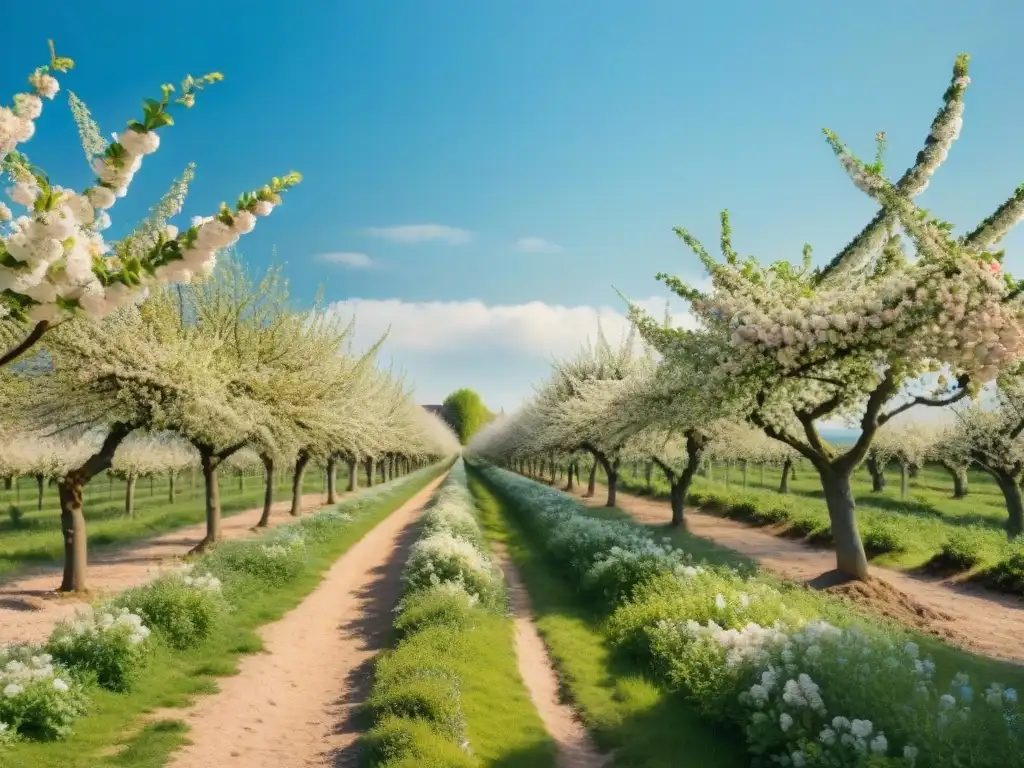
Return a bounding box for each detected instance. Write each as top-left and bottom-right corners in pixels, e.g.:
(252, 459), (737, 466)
(491, 543), (609, 768)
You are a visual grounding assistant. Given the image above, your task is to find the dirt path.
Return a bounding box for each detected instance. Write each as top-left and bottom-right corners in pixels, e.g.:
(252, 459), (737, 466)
(568, 482), (1024, 666)
(162, 475), (445, 768)
(0, 491), (331, 646)
(492, 543), (608, 768)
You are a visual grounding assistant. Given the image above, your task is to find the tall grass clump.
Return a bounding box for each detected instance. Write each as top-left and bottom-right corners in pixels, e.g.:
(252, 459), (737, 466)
(477, 465), (1022, 768)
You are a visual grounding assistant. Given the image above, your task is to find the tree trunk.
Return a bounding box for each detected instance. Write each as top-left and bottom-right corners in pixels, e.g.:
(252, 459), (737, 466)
(899, 462), (909, 500)
(585, 462), (597, 497)
(35, 474), (44, 511)
(291, 450), (310, 516)
(168, 473), (176, 504)
(866, 455), (886, 492)
(125, 475), (137, 518)
(326, 456), (337, 504)
(365, 457), (375, 487)
(644, 462), (653, 491)
(549, 454), (556, 484)
(58, 474), (89, 592)
(239, 472), (244, 493)
(741, 461), (748, 489)
(257, 455), (275, 527)
(941, 461), (969, 499)
(760, 462), (765, 487)
(564, 462), (576, 492)
(347, 459), (358, 492)
(3, 476), (10, 491)
(149, 475), (154, 496)
(992, 470), (1024, 539)
(198, 448), (222, 549)
(779, 457), (792, 494)
(819, 467), (869, 579)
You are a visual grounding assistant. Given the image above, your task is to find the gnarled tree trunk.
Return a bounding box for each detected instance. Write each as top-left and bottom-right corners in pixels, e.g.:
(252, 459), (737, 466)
(257, 454), (275, 527)
(198, 447), (223, 548)
(779, 457), (792, 494)
(990, 468), (1024, 539)
(564, 461), (576, 492)
(57, 422), (137, 591)
(866, 455), (886, 492)
(326, 455), (338, 503)
(59, 474), (89, 592)
(940, 461), (969, 499)
(35, 473), (44, 511)
(168, 472), (176, 504)
(125, 475), (137, 518)
(291, 449), (310, 516)
(584, 461), (597, 497)
(347, 458), (358, 492)
(818, 466), (869, 579)
(365, 456), (375, 487)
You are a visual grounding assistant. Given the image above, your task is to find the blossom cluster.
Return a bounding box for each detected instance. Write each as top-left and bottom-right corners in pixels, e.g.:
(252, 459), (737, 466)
(479, 465), (1023, 767)
(0, 649), (87, 741)
(0, 49), (300, 326)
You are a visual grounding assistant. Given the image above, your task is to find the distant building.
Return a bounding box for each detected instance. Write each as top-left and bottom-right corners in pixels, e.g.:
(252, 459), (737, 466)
(422, 404), (443, 415)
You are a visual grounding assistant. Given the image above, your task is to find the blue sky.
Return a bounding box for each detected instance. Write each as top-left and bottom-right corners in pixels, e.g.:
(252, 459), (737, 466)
(4, 1), (1024, 412)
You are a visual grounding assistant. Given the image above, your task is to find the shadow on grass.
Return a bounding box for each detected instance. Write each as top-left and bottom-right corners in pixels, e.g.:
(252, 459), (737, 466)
(469, 471), (747, 768)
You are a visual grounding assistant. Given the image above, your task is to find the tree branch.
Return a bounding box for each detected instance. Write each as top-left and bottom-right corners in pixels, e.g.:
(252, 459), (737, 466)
(0, 321), (50, 368)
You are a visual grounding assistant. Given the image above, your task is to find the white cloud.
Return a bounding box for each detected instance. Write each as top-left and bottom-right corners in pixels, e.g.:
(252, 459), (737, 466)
(326, 296), (695, 357)
(514, 236), (563, 254)
(365, 224), (473, 244)
(317, 251), (373, 269)
(323, 296), (696, 410)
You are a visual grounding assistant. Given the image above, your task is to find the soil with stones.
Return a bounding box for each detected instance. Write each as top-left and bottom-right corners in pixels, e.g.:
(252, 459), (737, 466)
(491, 543), (608, 768)
(159, 475), (445, 768)
(0, 492), (331, 646)
(571, 482), (1024, 666)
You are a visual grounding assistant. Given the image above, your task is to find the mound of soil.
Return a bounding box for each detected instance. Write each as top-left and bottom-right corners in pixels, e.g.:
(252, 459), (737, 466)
(822, 576), (959, 641)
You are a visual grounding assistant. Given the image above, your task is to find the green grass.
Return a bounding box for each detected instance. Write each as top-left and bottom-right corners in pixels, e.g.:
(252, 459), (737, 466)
(449, 613), (558, 767)
(469, 473), (748, 768)
(611, 460), (1022, 583)
(0, 465), (445, 768)
(0, 466), (343, 582)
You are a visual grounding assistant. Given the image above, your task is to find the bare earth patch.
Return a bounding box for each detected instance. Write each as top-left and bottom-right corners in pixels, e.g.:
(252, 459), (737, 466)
(572, 483), (1024, 666)
(158, 475), (445, 768)
(492, 543), (608, 768)
(0, 491), (331, 646)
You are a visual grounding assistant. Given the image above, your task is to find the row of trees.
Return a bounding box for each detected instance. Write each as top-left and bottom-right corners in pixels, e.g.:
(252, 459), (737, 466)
(470, 53), (1024, 581)
(0, 44), (459, 591)
(0, 257), (460, 591)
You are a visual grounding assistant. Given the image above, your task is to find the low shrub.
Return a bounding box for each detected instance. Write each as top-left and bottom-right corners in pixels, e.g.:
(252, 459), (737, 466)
(393, 583), (479, 639)
(112, 566), (226, 650)
(984, 543), (1024, 594)
(750, 503), (792, 526)
(204, 532), (306, 587)
(0, 647), (89, 741)
(363, 716), (474, 768)
(862, 520), (907, 555)
(7, 506), (25, 528)
(937, 531), (984, 571)
(46, 605), (152, 692)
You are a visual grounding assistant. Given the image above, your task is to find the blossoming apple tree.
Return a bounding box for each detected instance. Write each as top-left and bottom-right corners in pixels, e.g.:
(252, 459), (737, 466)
(632, 54), (1024, 579)
(0, 42), (300, 367)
